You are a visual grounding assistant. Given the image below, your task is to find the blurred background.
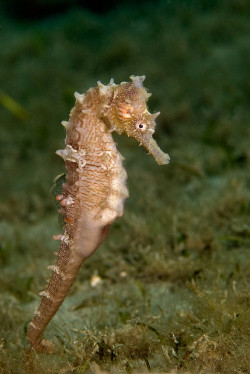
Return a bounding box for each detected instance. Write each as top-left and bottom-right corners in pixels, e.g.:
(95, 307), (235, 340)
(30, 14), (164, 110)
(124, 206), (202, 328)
(0, 0), (249, 373)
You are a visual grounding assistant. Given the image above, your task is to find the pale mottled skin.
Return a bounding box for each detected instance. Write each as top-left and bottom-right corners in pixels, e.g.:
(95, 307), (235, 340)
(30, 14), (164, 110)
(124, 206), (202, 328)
(26, 75), (169, 352)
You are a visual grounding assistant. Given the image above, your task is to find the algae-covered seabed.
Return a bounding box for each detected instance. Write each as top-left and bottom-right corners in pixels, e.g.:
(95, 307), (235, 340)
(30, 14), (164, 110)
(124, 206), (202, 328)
(0, 0), (250, 373)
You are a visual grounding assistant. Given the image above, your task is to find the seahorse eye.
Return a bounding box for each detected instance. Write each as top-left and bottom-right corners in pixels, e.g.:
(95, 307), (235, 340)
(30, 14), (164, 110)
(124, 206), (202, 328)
(136, 122), (147, 131)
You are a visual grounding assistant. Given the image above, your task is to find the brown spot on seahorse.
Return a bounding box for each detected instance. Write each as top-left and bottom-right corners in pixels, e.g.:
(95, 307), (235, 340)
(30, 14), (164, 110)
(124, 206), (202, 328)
(26, 75), (170, 352)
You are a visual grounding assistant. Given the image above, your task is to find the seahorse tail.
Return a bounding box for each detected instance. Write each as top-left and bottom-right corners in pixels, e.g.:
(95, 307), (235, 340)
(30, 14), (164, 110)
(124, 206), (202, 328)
(26, 247), (84, 352)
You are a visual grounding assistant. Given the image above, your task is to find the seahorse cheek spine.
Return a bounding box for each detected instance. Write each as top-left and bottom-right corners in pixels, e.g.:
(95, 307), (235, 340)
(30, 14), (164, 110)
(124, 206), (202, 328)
(26, 76), (169, 352)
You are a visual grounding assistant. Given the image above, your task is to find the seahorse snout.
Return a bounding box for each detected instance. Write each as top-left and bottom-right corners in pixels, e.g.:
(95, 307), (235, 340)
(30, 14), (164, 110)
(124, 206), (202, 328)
(139, 135), (170, 165)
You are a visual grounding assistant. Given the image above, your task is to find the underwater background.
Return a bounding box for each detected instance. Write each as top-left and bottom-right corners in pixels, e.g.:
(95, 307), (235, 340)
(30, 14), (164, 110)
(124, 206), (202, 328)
(0, 0), (249, 373)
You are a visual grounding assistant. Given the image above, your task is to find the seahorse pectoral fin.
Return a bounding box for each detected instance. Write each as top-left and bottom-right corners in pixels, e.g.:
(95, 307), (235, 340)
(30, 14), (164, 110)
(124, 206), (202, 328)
(140, 136), (170, 165)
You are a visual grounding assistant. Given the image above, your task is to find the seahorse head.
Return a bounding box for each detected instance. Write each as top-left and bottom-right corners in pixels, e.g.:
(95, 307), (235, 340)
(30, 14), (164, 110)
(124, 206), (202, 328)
(103, 75), (170, 165)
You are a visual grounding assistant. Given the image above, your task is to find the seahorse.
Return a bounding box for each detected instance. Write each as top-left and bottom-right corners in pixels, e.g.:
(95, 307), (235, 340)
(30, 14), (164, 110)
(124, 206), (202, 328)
(26, 75), (170, 352)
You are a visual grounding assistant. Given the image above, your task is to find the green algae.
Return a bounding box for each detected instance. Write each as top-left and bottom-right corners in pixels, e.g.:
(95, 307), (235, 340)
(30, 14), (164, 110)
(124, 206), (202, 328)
(0, 0), (250, 373)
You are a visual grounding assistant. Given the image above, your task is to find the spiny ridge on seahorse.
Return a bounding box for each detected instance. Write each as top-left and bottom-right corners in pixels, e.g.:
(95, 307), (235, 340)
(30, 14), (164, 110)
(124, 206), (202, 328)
(26, 75), (170, 352)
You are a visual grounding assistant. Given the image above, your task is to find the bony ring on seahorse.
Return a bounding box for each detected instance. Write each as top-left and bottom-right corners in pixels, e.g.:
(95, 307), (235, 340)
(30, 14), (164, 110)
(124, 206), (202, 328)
(26, 75), (170, 352)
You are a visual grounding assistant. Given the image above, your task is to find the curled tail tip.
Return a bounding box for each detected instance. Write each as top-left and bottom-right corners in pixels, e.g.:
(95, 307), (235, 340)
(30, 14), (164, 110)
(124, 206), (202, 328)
(27, 337), (55, 353)
(38, 339), (55, 353)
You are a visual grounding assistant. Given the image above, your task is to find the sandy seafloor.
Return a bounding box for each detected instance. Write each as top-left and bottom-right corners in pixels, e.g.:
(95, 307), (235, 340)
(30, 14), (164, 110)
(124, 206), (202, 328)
(0, 0), (250, 373)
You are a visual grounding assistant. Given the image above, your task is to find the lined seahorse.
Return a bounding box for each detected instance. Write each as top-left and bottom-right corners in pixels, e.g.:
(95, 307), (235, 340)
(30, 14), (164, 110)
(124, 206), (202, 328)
(26, 75), (170, 352)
